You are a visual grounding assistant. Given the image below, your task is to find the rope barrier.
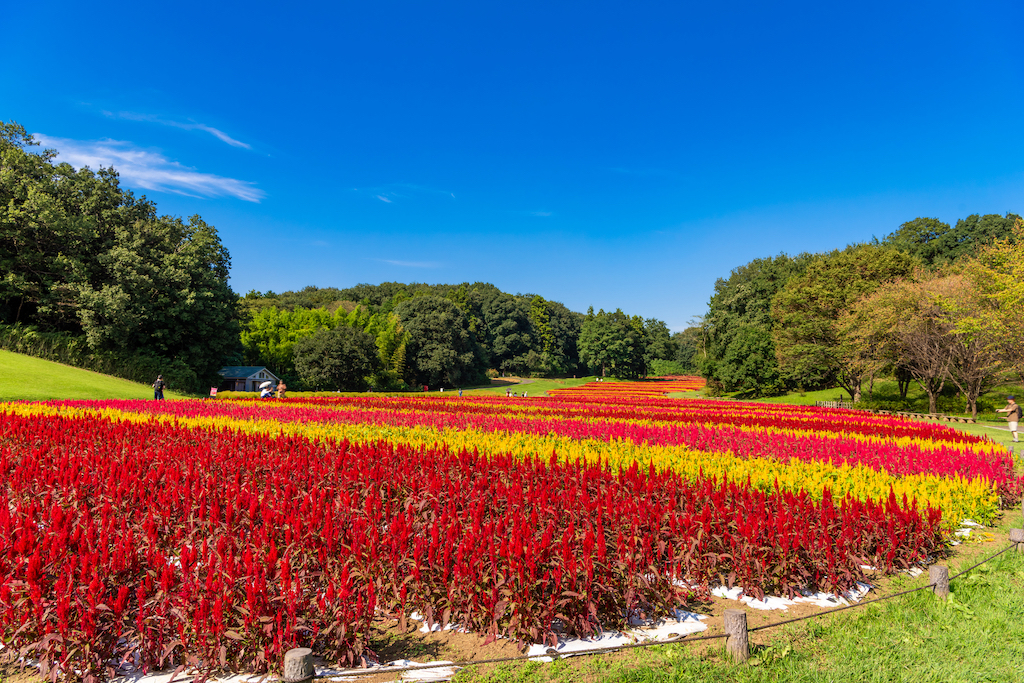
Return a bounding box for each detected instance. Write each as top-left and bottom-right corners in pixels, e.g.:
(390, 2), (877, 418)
(948, 543), (1016, 581)
(298, 541), (1019, 680)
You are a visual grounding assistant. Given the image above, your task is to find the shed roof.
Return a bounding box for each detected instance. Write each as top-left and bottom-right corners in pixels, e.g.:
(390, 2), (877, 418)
(218, 366), (278, 379)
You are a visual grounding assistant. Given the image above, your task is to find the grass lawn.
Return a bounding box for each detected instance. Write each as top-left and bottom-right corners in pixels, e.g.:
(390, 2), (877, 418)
(461, 375), (606, 397)
(0, 350), (187, 401)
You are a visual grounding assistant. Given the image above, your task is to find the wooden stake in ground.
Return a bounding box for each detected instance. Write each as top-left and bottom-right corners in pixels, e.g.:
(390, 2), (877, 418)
(283, 648), (314, 683)
(724, 609), (749, 663)
(929, 565), (949, 599)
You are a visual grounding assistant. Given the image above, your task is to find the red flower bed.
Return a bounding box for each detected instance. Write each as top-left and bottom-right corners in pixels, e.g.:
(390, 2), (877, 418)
(0, 411), (943, 679)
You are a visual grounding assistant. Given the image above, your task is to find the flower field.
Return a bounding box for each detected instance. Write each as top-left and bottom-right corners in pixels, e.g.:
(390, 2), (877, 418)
(0, 376), (1019, 680)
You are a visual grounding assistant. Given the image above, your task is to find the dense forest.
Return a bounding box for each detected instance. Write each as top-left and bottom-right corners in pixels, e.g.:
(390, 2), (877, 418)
(700, 214), (1024, 416)
(238, 284), (694, 390)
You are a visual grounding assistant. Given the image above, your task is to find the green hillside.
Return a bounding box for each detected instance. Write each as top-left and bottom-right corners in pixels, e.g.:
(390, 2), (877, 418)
(0, 350), (186, 401)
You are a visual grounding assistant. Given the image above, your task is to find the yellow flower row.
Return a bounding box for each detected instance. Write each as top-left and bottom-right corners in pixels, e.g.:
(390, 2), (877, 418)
(267, 396), (1003, 457)
(2, 403), (998, 526)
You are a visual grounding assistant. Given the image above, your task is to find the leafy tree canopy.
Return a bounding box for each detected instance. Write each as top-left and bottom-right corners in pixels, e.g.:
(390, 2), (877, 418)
(578, 308), (648, 379)
(293, 325), (381, 391)
(880, 213), (1020, 266)
(702, 253), (814, 393)
(394, 295), (488, 388)
(1, 121), (238, 391)
(773, 244), (917, 398)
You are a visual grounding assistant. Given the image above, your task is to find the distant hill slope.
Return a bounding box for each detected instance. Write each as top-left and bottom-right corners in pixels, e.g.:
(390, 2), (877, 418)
(0, 350), (184, 401)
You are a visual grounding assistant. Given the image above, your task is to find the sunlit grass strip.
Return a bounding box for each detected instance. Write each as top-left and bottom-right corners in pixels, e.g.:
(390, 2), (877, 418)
(2, 402), (999, 527)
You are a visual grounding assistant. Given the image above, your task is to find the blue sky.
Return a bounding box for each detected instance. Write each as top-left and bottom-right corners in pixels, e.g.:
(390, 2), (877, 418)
(3, 1), (1023, 331)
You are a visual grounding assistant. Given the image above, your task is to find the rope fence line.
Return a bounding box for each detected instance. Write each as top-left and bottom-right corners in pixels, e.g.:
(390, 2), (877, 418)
(285, 538), (1022, 681)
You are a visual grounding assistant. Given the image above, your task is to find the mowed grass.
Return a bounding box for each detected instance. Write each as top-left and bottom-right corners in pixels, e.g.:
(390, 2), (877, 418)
(462, 375), (606, 397)
(0, 350), (185, 401)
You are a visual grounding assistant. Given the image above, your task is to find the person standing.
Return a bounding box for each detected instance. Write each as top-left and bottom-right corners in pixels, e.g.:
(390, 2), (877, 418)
(996, 395), (1022, 443)
(153, 375), (166, 400)
(276, 380), (287, 399)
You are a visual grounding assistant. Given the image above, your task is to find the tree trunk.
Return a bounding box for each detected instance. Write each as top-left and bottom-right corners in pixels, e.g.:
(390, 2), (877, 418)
(896, 367), (912, 400)
(916, 375), (945, 414)
(966, 378), (983, 419)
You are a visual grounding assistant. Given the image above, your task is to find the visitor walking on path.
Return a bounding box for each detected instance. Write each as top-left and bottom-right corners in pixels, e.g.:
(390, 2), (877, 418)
(997, 395), (1022, 442)
(152, 375), (166, 400)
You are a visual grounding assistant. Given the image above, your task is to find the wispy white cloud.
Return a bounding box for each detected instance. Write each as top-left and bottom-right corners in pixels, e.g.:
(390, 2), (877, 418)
(353, 183), (457, 204)
(104, 111), (252, 149)
(530, 211), (553, 217)
(374, 258), (442, 268)
(35, 134), (266, 203)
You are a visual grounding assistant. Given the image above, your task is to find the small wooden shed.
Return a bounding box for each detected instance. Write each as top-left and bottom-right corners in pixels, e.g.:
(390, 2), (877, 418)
(218, 366), (280, 393)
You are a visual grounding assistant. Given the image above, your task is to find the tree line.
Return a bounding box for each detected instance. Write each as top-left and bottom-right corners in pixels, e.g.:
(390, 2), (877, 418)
(239, 285), (695, 391)
(699, 213), (1023, 416)
(2, 121), (693, 392)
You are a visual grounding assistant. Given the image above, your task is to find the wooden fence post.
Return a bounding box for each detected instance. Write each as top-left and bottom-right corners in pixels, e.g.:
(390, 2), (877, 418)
(1010, 528), (1024, 553)
(929, 565), (949, 599)
(724, 609), (749, 663)
(283, 647), (314, 683)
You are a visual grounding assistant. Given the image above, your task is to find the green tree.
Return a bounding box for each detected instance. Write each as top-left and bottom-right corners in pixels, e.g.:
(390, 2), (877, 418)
(880, 217), (951, 266)
(483, 293), (536, 375)
(643, 319), (677, 370)
(961, 220), (1024, 383)
(578, 308), (647, 379)
(240, 306), (335, 380)
(843, 275), (952, 413)
(363, 310), (410, 389)
(1, 121), (241, 391)
(702, 253), (813, 393)
(1, 121), (156, 331)
(938, 213), (1021, 263)
(545, 301), (582, 375)
(293, 326), (380, 391)
(75, 215), (240, 387)
(716, 324), (783, 396)
(772, 244), (917, 401)
(395, 295), (487, 388)
(670, 325), (704, 374)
